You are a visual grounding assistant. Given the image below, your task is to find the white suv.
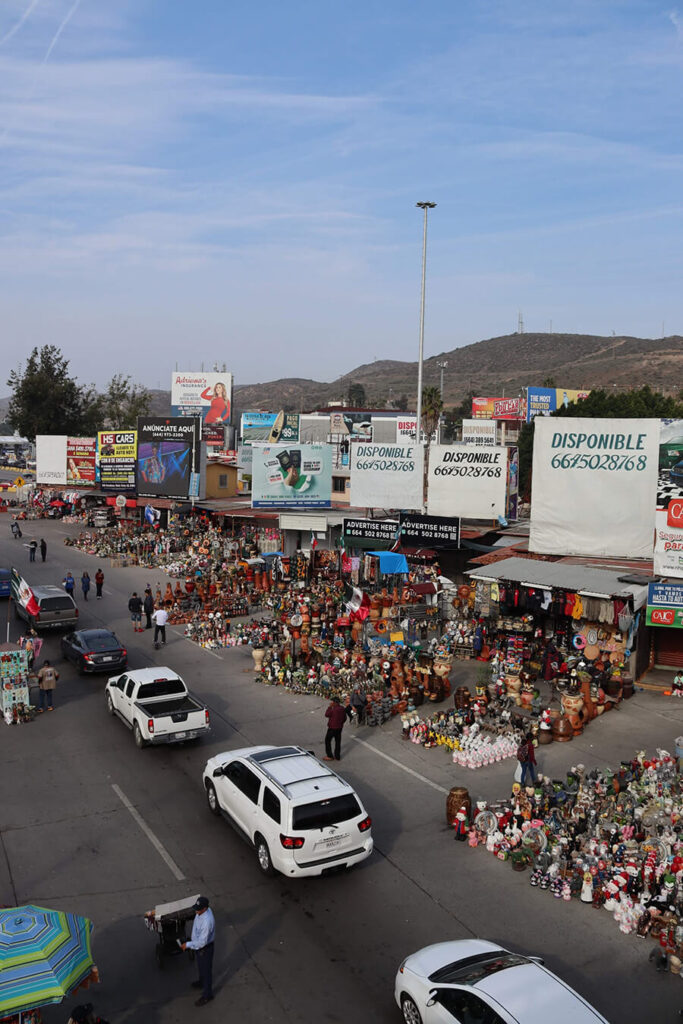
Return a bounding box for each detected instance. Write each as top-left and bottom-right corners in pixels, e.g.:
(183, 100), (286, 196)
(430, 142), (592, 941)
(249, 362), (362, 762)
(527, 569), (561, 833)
(202, 745), (373, 877)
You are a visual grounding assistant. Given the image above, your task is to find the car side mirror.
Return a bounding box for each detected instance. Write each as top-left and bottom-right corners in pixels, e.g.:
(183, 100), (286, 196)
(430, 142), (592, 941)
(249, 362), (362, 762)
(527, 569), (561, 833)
(528, 956), (545, 965)
(426, 990), (438, 1008)
(212, 767), (224, 778)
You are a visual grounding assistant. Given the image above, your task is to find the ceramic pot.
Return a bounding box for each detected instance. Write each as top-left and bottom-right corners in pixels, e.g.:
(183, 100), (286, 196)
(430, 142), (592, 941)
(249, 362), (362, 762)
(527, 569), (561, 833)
(562, 693), (584, 717)
(538, 729), (553, 745)
(252, 648), (265, 672)
(446, 786), (472, 826)
(551, 716), (573, 742)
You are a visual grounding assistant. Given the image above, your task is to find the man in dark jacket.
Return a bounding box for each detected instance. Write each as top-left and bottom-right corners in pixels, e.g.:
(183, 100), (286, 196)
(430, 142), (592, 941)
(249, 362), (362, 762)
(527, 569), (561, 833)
(323, 696), (351, 762)
(128, 592), (143, 632)
(143, 589), (155, 629)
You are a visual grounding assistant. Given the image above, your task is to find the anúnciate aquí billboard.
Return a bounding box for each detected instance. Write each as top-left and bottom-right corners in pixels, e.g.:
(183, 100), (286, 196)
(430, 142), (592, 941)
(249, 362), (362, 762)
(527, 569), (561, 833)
(136, 417), (201, 500)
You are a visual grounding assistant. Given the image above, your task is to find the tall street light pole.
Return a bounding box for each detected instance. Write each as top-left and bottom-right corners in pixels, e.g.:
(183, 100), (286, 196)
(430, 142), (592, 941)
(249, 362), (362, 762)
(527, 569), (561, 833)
(415, 201), (436, 446)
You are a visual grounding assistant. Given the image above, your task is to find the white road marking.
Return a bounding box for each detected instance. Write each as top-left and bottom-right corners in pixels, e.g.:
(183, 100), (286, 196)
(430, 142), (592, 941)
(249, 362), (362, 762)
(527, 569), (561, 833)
(112, 783), (185, 881)
(350, 736), (449, 794)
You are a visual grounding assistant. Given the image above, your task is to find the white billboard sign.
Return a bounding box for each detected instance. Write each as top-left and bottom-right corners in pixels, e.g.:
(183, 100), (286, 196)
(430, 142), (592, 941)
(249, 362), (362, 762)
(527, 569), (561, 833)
(529, 417), (660, 557)
(427, 444), (507, 519)
(350, 443), (424, 510)
(36, 435), (67, 485)
(462, 419), (496, 446)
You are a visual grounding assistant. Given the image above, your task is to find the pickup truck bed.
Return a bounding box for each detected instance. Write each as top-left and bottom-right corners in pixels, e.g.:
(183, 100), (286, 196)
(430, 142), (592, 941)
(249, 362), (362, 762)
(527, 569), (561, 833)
(138, 695), (202, 717)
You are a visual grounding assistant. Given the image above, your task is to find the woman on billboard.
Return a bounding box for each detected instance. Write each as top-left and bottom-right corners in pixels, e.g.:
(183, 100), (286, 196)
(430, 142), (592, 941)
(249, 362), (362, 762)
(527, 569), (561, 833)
(203, 381), (230, 424)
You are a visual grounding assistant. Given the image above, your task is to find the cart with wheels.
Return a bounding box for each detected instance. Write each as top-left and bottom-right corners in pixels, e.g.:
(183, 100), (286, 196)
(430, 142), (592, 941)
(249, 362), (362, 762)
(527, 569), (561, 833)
(143, 894), (199, 969)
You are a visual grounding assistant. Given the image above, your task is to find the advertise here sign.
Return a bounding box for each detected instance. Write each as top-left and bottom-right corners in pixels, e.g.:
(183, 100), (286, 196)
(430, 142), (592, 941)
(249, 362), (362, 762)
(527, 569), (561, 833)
(427, 445), (507, 519)
(399, 513), (460, 548)
(343, 518), (399, 544)
(646, 582), (683, 629)
(462, 419), (496, 446)
(350, 443), (424, 510)
(529, 418), (660, 557)
(36, 435), (67, 485)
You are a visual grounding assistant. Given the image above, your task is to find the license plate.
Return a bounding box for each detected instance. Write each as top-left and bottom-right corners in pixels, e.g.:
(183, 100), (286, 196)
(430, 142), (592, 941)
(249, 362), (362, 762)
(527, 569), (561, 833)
(175, 731), (186, 740)
(315, 834), (347, 851)
(102, 656), (113, 662)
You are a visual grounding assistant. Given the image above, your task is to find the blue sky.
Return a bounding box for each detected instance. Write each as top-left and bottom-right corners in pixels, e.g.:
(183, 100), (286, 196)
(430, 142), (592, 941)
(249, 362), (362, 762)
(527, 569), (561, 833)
(1, 0), (682, 391)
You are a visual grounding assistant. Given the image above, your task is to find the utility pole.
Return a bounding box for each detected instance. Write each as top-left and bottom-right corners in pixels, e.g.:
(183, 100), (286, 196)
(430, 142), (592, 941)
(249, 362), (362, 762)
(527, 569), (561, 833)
(415, 202), (436, 446)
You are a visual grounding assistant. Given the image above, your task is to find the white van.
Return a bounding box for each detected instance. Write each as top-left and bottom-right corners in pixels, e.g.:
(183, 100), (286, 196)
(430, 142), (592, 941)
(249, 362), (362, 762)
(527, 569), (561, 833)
(203, 745), (373, 877)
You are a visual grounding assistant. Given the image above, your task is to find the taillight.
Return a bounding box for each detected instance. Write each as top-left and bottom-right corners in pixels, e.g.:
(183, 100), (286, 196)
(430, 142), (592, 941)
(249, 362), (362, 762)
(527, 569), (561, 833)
(205, 709), (210, 725)
(84, 652), (95, 661)
(75, 608), (79, 617)
(121, 649), (127, 659)
(148, 719), (154, 734)
(358, 816), (372, 833)
(279, 834), (305, 849)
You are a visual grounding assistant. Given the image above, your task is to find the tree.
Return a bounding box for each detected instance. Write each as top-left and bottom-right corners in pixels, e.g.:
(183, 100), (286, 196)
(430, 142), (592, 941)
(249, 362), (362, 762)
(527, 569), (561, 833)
(395, 393), (410, 412)
(420, 385), (443, 441)
(102, 373), (151, 429)
(373, 397), (387, 409)
(347, 382), (366, 407)
(7, 345), (103, 442)
(542, 376), (557, 387)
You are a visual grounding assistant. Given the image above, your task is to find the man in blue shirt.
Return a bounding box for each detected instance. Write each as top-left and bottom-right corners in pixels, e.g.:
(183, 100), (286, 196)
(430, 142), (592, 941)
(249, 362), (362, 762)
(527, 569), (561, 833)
(182, 896), (215, 1006)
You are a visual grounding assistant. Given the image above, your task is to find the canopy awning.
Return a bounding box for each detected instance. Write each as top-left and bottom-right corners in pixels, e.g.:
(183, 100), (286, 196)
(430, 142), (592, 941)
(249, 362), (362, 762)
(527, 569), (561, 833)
(368, 551), (409, 574)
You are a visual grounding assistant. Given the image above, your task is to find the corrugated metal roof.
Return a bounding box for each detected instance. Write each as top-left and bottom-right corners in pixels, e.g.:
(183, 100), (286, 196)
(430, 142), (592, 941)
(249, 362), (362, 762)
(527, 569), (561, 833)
(467, 555), (651, 604)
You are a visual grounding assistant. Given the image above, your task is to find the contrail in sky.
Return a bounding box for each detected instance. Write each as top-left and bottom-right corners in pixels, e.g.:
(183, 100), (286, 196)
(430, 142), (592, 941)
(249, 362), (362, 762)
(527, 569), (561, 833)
(42, 0), (84, 65)
(0, 0), (43, 49)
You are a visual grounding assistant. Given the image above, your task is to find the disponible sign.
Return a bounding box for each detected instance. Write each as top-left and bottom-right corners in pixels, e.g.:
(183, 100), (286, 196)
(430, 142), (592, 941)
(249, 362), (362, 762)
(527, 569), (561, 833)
(350, 443), (424, 510)
(529, 418), (660, 557)
(427, 445), (507, 519)
(98, 431), (137, 493)
(646, 583), (683, 629)
(251, 444), (332, 508)
(344, 518), (399, 543)
(462, 419), (496, 446)
(399, 513), (460, 548)
(36, 435), (67, 485)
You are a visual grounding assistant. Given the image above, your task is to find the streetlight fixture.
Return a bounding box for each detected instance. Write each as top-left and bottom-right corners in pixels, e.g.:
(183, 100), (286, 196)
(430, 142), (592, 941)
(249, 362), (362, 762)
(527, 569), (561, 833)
(437, 359), (448, 400)
(415, 201), (436, 444)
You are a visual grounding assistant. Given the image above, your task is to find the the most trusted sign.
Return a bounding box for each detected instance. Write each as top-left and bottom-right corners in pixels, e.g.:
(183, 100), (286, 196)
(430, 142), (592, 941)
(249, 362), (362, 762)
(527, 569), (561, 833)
(646, 582), (683, 629)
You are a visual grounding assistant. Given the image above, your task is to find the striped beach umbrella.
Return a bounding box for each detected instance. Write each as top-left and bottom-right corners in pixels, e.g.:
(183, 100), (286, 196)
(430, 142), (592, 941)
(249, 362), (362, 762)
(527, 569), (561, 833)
(0, 905), (95, 1015)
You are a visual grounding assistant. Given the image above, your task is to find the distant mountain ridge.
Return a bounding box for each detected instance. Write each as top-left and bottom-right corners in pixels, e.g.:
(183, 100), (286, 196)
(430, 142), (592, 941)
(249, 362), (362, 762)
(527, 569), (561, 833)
(1, 333), (681, 424)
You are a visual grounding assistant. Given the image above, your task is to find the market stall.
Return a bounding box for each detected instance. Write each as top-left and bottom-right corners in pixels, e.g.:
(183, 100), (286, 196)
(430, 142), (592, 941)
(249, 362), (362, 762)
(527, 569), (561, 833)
(0, 644), (34, 725)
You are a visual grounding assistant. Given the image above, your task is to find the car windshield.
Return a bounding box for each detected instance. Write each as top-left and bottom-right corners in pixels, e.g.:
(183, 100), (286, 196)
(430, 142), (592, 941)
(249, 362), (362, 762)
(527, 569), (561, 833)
(137, 679), (185, 699)
(40, 597), (75, 611)
(292, 794), (361, 830)
(429, 952), (529, 985)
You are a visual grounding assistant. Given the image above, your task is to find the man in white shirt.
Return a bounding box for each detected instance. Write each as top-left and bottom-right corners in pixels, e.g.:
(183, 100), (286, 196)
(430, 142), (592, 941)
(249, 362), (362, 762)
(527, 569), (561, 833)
(182, 896), (215, 1005)
(152, 606), (168, 646)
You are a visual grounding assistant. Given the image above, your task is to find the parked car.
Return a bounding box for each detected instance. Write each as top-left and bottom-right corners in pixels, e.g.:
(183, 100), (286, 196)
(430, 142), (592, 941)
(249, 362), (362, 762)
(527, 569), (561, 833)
(670, 459), (683, 486)
(203, 744), (373, 878)
(105, 668), (210, 748)
(0, 569), (11, 598)
(61, 628), (127, 674)
(395, 940), (609, 1024)
(13, 584), (78, 632)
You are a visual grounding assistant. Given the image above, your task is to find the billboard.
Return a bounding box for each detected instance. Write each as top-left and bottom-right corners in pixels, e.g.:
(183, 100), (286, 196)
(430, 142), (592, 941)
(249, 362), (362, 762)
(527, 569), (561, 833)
(427, 445), (507, 519)
(66, 437), (96, 487)
(343, 518), (399, 544)
(399, 512), (460, 548)
(507, 446), (519, 522)
(397, 417), (418, 440)
(471, 396), (505, 419)
(526, 387), (591, 422)
(646, 582), (683, 629)
(171, 371), (233, 445)
(330, 412), (373, 440)
(654, 419), (683, 578)
(98, 430), (137, 493)
(350, 443), (424, 510)
(529, 417), (660, 557)
(492, 397), (524, 420)
(241, 412), (300, 445)
(36, 435), (67, 485)
(462, 419), (496, 446)
(251, 444), (332, 508)
(136, 417), (201, 500)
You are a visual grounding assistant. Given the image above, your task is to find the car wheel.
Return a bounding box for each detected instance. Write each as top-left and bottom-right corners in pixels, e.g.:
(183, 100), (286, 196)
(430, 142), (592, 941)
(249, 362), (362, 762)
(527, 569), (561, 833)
(205, 782), (220, 816)
(106, 693), (115, 716)
(133, 722), (146, 749)
(255, 834), (275, 876)
(401, 995), (423, 1024)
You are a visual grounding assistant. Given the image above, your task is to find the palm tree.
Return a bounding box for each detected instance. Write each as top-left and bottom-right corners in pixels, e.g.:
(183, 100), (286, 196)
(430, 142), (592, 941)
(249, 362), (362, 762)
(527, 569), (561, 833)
(420, 385), (443, 441)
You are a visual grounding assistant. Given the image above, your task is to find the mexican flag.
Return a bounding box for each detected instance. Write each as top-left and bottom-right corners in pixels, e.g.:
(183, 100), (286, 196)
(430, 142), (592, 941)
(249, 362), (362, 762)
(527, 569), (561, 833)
(11, 568), (39, 617)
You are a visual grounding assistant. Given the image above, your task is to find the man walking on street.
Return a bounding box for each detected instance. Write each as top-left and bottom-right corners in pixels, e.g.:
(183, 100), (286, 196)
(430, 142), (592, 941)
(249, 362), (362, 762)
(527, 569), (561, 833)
(63, 572), (75, 597)
(37, 660), (59, 712)
(181, 895), (215, 1006)
(128, 592), (143, 632)
(95, 569), (104, 599)
(81, 572), (91, 601)
(152, 606), (168, 645)
(39, 538), (47, 562)
(323, 695), (351, 762)
(143, 588), (155, 629)
(28, 539), (37, 562)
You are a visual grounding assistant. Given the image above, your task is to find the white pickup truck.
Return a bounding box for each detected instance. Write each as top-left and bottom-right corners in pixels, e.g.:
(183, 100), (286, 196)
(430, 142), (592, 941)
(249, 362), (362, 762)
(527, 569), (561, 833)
(105, 668), (210, 748)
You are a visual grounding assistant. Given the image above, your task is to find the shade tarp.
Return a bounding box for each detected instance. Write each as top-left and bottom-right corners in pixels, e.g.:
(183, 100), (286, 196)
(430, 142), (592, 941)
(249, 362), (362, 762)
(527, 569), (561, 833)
(0, 905), (95, 1014)
(368, 551), (409, 574)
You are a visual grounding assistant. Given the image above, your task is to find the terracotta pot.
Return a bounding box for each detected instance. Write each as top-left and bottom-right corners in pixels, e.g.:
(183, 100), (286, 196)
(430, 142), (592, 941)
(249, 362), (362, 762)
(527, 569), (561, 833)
(446, 786), (472, 826)
(538, 729), (553, 745)
(551, 716), (573, 742)
(567, 712), (583, 736)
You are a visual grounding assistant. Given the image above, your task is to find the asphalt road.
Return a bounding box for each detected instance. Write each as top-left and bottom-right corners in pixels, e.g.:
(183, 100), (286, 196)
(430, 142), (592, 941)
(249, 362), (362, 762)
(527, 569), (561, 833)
(1, 518), (683, 1024)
